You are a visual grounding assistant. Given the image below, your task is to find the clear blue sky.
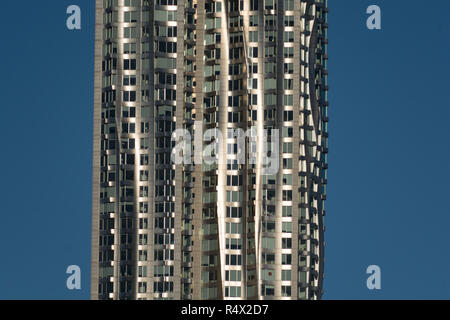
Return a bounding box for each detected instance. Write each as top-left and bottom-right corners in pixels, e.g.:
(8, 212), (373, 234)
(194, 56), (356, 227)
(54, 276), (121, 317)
(0, 0), (449, 299)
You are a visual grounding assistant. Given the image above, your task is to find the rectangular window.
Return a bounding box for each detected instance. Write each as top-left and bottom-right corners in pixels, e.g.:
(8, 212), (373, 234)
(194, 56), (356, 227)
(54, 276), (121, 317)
(282, 238), (292, 249)
(281, 285), (291, 297)
(124, 11), (138, 22)
(261, 284), (275, 296)
(282, 222), (292, 233)
(282, 254), (292, 265)
(282, 270), (291, 281)
(123, 27), (137, 38)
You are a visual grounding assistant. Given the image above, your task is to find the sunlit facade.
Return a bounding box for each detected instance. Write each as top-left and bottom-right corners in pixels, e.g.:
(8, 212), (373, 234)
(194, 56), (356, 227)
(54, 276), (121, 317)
(91, 0), (328, 300)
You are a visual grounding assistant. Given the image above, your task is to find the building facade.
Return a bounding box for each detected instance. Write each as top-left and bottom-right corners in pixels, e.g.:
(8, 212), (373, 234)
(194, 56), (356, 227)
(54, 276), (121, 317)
(91, 0), (328, 300)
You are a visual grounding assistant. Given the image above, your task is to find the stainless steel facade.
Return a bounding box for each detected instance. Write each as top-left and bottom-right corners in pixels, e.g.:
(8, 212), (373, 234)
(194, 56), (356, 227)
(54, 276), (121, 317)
(91, 0), (328, 300)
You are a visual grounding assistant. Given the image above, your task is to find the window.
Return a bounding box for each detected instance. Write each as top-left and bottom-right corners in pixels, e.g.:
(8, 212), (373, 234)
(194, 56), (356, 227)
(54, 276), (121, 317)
(139, 233), (148, 244)
(284, 0), (293, 10)
(225, 270), (242, 281)
(282, 127), (293, 138)
(121, 123), (135, 134)
(262, 252), (275, 264)
(284, 95), (293, 107)
(139, 202), (148, 213)
(123, 91), (136, 102)
(249, 31), (258, 42)
(124, 0), (138, 6)
(262, 269), (275, 281)
(299, 256), (307, 267)
(283, 174), (292, 185)
(202, 239), (218, 252)
(264, 78), (276, 90)
(299, 240), (307, 251)
(124, 43), (136, 54)
(248, 47), (258, 58)
(284, 63), (294, 74)
(124, 11), (138, 22)
(141, 137), (149, 150)
(264, 0), (276, 10)
(284, 16), (294, 27)
(156, 0), (177, 5)
(157, 41), (177, 53)
(299, 271), (307, 283)
(153, 281), (174, 293)
(261, 284), (275, 296)
(226, 222), (243, 234)
(281, 285), (291, 297)
(248, 63), (258, 74)
(140, 154), (149, 165)
(123, 27), (137, 38)
(300, 224), (307, 234)
(123, 59), (136, 70)
(201, 271), (217, 283)
(264, 31), (276, 44)
(225, 286), (241, 298)
(282, 190), (292, 201)
(282, 238), (292, 249)
(283, 47), (294, 58)
(139, 266), (147, 277)
(139, 218), (148, 229)
(140, 170), (148, 181)
(262, 221), (275, 233)
(225, 254), (242, 266)
(283, 142), (293, 153)
(201, 287), (218, 299)
(283, 79), (293, 90)
(154, 10), (176, 22)
(226, 206), (243, 218)
(265, 16), (276, 27)
(262, 237), (275, 249)
(282, 206), (292, 217)
(282, 254), (292, 265)
(139, 250), (147, 261)
(282, 270), (291, 281)
(226, 191), (243, 202)
(282, 222), (292, 233)
(283, 158), (292, 169)
(123, 75), (136, 86)
(300, 208), (307, 219)
(226, 238), (243, 250)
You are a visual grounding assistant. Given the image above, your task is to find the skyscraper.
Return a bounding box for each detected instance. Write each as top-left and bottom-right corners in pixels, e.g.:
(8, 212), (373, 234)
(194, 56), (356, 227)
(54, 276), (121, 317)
(91, 0), (328, 300)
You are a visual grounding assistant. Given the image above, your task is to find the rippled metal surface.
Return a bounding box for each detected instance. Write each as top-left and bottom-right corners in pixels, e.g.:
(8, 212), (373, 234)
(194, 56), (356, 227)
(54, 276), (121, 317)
(92, 0), (328, 300)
